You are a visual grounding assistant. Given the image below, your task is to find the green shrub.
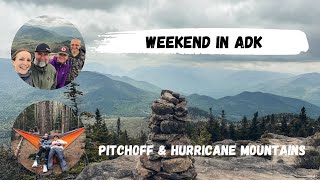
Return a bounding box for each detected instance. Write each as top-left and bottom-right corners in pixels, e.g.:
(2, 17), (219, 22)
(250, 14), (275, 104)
(295, 150), (320, 169)
(0, 145), (35, 180)
(311, 137), (320, 147)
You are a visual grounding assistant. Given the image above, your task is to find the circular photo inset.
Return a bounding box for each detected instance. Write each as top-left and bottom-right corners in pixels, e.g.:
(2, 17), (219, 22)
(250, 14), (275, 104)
(11, 15), (86, 90)
(11, 101), (86, 175)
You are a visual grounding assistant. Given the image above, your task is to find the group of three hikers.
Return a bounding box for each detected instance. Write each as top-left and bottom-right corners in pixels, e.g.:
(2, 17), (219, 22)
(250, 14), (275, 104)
(11, 38), (85, 90)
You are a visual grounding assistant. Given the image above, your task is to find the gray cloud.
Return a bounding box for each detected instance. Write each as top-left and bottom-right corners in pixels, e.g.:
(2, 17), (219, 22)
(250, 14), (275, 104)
(27, 15), (74, 27)
(2, 0), (148, 11)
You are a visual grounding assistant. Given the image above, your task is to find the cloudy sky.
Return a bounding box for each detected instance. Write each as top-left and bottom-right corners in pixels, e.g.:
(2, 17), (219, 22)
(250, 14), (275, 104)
(0, 0), (319, 74)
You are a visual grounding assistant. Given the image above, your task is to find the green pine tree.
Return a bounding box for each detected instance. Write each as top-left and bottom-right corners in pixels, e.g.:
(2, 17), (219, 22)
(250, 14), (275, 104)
(280, 116), (289, 136)
(64, 82), (83, 128)
(139, 130), (148, 145)
(229, 122), (237, 140)
(95, 108), (102, 129)
(240, 116), (249, 139)
(220, 110), (229, 139)
(195, 125), (212, 145)
(298, 107), (308, 137)
(116, 117), (121, 144)
(249, 112), (260, 140)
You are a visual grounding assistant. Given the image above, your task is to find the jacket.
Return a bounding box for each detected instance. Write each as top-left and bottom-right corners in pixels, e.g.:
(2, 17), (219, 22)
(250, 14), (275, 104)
(66, 49), (85, 84)
(51, 139), (67, 150)
(50, 56), (70, 89)
(39, 137), (52, 148)
(31, 62), (57, 90)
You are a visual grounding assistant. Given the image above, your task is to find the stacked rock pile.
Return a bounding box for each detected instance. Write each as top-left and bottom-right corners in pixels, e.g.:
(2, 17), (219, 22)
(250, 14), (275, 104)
(134, 90), (197, 180)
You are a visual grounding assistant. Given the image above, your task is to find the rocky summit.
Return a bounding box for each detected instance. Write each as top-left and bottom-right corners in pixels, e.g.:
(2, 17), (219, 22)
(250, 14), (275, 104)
(75, 90), (320, 180)
(133, 90), (197, 180)
(76, 132), (320, 180)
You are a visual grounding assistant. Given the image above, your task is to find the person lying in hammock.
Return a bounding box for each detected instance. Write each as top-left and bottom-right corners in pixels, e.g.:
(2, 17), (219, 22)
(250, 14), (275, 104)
(48, 135), (68, 172)
(32, 133), (51, 173)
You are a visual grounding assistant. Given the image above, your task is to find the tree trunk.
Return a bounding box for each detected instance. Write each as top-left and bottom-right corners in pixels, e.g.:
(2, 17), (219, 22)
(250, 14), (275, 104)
(61, 105), (66, 133)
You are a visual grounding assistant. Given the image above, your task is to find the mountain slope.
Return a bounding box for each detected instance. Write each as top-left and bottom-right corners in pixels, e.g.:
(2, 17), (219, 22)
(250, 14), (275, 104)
(14, 25), (68, 42)
(128, 66), (293, 98)
(104, 74), (162, 94)
(11, 25), (77, 54)
(252, 73), (320, 106)
(72, 71), (158, 116)
(188, 91), (320, 120)
(0, 60), (157, 118)
(44, 25), (82, 38)
(0, 59), (319, 121)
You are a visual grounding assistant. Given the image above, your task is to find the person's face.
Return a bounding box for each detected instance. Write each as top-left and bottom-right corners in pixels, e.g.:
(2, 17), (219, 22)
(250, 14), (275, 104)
(54, 136), (58, 141)
(35, 52), (49, 67)
(70, 39), (81, 52)
(12, 51), (32, 75)
(43, 133), (48, 139)
(57, 53), (69, 63)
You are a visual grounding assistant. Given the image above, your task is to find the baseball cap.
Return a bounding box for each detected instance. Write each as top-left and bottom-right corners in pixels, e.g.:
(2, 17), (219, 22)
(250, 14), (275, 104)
(35, 43), (51, 53)
(54, 45), (70, 55)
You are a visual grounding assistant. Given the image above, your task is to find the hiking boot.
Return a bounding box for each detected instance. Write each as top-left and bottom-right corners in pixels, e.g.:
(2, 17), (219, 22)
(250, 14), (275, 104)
(43, 164), (48, 173)
(32, 160), (38, 167)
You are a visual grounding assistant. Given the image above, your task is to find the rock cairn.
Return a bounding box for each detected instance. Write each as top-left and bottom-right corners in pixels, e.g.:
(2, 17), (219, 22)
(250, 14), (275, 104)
(134, 90), (197, 180)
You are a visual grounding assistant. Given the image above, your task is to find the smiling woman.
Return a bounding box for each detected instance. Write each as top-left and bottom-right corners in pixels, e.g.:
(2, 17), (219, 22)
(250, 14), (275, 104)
(11, 49), (33, 86)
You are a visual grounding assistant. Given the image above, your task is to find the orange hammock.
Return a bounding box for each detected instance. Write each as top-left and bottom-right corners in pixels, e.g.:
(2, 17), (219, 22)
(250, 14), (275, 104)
(13, 127), (85, 149)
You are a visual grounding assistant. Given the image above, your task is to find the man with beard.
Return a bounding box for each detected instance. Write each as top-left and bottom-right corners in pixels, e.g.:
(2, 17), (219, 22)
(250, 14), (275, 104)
(65, 38), (85, 85)
(31, 43), (57, 90)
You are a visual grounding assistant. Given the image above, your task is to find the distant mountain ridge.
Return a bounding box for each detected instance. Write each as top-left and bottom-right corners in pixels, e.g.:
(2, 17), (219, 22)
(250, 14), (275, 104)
(76, 72), (320, 120)
(76, 71), (158, 116)
(251, 72), (320, 106)
(0, 59), (319, 121)
(188, 91), (320, 120)
(127, 65), (293, 98)
(38, 25), (83, 38)
(11, 24), (84, 54)
(104, 73), (162, 94)
(15, 25), (69, 42)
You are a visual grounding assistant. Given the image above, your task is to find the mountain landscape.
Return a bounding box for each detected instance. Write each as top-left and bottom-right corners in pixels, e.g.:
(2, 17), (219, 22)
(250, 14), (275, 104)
(83, 63), (300, 98)
(75, 71), (158, 115)
(106, 64), (320, 107)
(4, 54), (320, 149)
(104, 73), (162, 94)
(188, 91), (320, 119)
(0, 59), (320, 176)
(250, 72), (320, 106)
(38, 25), (83, 38)
(76, 72), (320, 120)
(128, 66), (294, 97)
(11, 24), (84, 55)
(1, 58), (320, 122)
